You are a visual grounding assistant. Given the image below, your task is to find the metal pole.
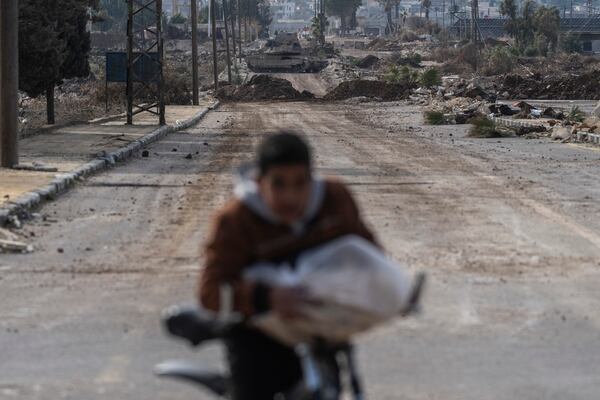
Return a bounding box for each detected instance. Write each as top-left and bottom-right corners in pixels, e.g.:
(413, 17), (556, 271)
(210, 0), (218, 91)
(229, 0), (236, 58)
(570, 0), (573, 28)
(244, 0), (248, 42)
(223, 0), (232, 83)
(126, 0), (133, 125)
(191, 0), (199, 105)
(237, 0), (242, 59)
(0, 0), (19, 167)
(470, 0), (478, 44)
(157, 0), (165, 125)
(443, 0), (446, 28)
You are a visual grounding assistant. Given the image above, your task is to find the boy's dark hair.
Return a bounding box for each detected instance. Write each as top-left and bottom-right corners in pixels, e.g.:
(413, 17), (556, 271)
(257, 131), (312, 175)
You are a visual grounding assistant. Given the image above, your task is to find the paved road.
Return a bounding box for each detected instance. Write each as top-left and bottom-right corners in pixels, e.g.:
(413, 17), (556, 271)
(2, 101), (600, 400)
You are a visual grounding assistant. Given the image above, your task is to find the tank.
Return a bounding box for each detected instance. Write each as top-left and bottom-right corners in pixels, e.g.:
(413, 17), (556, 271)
(246, 32), (328, 73)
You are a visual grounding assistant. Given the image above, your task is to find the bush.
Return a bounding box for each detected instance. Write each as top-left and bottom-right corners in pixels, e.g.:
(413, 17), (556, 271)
(170, 13), (187, 24)
(424, 110), (447, 125)
(566, 106), (584, 123)
(390, 51), (422, 67)
(480, 46), (516, 76)
(468, 116), (503, 138)
(433, 44), (479, 70)
(523, 46), (539, 57)
(385, 65), (419, 85)
(430, 46), (457, 63)
(534, 33), (550, 57)
(457, 44), (480, 70)
(399, 29), (419, 42)
(560, 33), (582, 54)
(420, 68), (441, 88)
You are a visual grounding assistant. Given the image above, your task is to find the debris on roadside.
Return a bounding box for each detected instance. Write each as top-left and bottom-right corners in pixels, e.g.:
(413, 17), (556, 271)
(550, 126), (574, 140)
(593, 101), (600, 117)
(515, 125), (547, 137)
(423, 97), (486, 125)
(355, 55), (380, 69)
(500, 70), (600, 100)
(0, 228), (33, 254)
(12, 162), (58, 172)
(216, 75), (314, 102)
(489, 103), (519, 116)
(468, 116), (511, 138)
(324, 80), (415, 101)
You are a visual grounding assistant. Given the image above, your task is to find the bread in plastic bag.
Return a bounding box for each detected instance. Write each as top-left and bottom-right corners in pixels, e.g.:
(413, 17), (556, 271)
(244, 235), (412, 345)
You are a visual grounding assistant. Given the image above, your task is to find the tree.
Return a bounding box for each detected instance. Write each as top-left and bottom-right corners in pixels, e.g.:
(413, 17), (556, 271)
(311, 14), (327, 45)
(422, 0), (431, 20)
(560, 33), (582, 53)
(19, 0), (95, 124)
(94, 0), (128, 31)
(19, 1), (64, 125)
(236, 0), (271, 38)
(326, 0), (361, 34)
(516, 0), (537, 49)
(377, 0), (401, 34)
(170, 13), (188, 24)
(533, 6), (560, 54)
(499, 0), (518, 38)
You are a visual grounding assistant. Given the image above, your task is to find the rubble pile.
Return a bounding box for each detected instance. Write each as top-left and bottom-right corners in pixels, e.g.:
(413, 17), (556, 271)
(500, 71), (600, 100)
(216, 75), (315, 101)
(324, 80), (415, 101)
(442, 79), (497, 102)
(425, 97), (487, 124)
(356, 55), (380, 69)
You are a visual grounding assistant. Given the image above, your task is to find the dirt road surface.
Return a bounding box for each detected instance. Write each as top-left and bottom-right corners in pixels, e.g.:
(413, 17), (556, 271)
(2, 100), (600, 400)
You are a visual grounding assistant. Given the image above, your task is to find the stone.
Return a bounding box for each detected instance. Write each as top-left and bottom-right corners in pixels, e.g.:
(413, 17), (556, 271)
(550, 126), (573, 140)
(592, 101), (600, 117)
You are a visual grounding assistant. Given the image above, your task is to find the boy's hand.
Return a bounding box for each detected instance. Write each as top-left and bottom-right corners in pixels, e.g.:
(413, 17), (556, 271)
(269, 286), (308, 319)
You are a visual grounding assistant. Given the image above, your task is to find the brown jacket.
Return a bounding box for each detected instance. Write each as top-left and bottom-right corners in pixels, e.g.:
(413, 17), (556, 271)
(198, 178), (376, 316)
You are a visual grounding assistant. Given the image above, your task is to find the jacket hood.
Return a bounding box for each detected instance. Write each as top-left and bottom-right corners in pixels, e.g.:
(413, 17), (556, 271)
(233, 163), (325, 234)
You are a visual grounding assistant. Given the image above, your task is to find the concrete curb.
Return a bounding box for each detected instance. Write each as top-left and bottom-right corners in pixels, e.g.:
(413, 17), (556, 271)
(0, 101), (220, 227)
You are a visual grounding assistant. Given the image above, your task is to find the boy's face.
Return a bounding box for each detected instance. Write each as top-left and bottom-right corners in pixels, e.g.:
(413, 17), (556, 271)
(258, 164), (311, 225)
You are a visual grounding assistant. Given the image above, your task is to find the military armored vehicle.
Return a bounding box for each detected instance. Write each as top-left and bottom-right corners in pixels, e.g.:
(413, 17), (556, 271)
(246, 32), (328, 73)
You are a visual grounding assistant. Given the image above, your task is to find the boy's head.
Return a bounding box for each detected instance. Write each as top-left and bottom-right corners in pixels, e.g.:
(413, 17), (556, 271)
(257, 132), (312, 225)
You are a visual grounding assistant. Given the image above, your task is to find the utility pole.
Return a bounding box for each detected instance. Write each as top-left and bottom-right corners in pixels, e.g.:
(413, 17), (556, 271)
(442, 0), (446, 29)
(191, 0), (199, 105)
(1, 0), (19, 168)
(244, 0), (250, 42)
(570, 0), (573, 28)
(223, 0), (232, 83)
(319, 0), (325, 45)
(228, 0), (236, 59)
(237, 0), (242, 59)
(210, 0), (218, 91)
(470, 0), (479, 45)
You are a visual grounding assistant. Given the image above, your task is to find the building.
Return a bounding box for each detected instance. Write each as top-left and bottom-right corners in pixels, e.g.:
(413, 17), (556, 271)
(449, 16), (600, 53)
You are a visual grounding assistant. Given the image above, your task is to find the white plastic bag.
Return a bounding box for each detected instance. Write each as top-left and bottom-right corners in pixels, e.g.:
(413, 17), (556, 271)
(244, 235), (412, 345)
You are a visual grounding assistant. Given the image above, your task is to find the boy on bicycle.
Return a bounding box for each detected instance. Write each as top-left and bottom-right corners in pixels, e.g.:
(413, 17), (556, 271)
(198, 131), (377, 400)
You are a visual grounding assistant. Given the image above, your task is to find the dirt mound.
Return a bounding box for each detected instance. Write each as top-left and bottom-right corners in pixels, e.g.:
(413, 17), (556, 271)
(500, 70), (600, 100)
(356, 55), (380, 69)
(216, 75), (315, 101)
(367, 37), (401, 51)
(324, 80), (414, 101)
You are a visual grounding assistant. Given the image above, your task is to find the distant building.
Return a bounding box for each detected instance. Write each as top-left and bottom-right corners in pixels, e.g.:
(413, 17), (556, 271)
(269, 0), (314, 33)
(449, 17), (600, 53)
(164, 0), (196, 18)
